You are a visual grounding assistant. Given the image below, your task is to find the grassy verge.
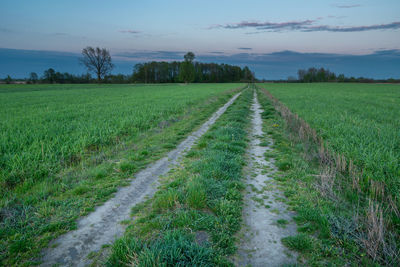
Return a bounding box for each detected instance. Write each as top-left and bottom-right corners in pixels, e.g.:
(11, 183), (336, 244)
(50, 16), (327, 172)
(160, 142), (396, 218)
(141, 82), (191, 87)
(105, 88), (252, 266)
(0, 85), (244, 266)
(256, 86), (399, 266)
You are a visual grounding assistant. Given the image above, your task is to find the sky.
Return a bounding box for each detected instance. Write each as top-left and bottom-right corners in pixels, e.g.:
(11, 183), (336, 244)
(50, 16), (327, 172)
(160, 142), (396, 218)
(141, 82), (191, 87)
(1, 0), (400, 79)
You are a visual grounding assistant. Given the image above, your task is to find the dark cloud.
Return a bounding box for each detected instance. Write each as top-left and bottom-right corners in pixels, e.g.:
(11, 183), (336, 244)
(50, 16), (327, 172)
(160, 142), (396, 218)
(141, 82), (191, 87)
(118, 30), (141, 34)
(334, 4), (361, 8)
(238, 47), (252, 50)
(210, 19), (400, 33)
(210, 20), (315, 31)
(194, 50), (400, 79)
(303, 22), (400, 32)
(209, 51), (225, 54)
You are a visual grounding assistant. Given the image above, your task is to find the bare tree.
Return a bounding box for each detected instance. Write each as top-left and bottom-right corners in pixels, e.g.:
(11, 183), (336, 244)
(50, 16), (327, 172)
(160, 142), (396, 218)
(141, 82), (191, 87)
(80, 47), (114, 82)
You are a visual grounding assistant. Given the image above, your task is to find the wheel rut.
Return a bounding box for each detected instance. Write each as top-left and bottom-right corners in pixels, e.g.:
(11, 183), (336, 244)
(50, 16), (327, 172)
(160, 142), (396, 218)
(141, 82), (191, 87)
(40, 92), (242, 267)
(235, 90), (297, 267)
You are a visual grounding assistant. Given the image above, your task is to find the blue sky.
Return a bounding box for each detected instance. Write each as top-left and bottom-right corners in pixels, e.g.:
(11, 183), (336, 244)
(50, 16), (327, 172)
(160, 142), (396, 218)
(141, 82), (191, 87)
(1, 0), (400, 79)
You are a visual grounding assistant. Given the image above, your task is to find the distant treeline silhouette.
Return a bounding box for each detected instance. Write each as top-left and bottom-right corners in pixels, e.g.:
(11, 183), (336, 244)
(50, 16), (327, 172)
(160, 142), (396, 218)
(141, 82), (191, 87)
(133, 62), (254, 83)
(1, 49), (255, 84)
(0, 63), (254, 84)
(1, 66), (398, 84)
(294, 67), (399, 83)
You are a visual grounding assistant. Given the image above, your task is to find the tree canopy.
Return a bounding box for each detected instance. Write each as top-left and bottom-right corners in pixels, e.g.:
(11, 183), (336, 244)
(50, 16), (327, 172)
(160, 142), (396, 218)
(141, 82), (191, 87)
(80, 46), (114, 81)
(132, 61), (254, 83)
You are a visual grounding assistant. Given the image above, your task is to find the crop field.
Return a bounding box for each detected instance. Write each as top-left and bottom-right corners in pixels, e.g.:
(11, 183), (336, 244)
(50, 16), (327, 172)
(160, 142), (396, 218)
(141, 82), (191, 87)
(0, 83), (243, 265)
(261, 83), (400, 204)
(258, 83), (400, 265)
(2, 82), (399, 266)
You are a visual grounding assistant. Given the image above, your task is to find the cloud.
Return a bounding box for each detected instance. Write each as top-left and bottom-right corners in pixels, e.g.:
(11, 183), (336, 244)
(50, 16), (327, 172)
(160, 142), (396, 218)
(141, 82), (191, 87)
(238, 47), (252, 50)
(334, 4), (361, 8)
(210, 19), (400, 33)
(193, 49), (400, 79)
(303, 22), (400, 32)
(210, 20), (316, 31)
(119, 30), (141, 34)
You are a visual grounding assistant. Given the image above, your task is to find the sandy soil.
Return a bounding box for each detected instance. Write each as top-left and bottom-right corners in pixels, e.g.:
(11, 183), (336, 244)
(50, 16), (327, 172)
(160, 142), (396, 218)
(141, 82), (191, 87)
(40, 92), (241, 267)
(235, 91), (297, 267)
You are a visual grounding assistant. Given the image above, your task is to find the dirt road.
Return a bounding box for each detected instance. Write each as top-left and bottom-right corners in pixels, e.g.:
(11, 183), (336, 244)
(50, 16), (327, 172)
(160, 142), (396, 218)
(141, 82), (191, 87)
(235, 90), (297, 266)
(40, 92), (242, 267)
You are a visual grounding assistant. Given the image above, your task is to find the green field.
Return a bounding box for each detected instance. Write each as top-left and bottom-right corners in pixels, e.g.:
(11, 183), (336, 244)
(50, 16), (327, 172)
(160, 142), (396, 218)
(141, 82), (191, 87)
(0, 83), (243, 265)
(260, 83), (400, 204)
(2, 82), (399, 266)
(258, 83), (400, 265)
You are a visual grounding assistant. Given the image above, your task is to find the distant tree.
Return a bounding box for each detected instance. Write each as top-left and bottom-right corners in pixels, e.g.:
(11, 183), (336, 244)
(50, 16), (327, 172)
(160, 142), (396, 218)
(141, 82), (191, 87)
(179, 52), (196, 83)
(297, 69), (306, 81)
(184, 52), (195, 63)
(80, 46), (114, 82)
(43, 68), (56, 83)
(29, 72), (38, 84)
(5, 75), (12, 84)
(297, 67), (337, 83)
(242, 66), (254, 82)
(337, 74), (345, 82)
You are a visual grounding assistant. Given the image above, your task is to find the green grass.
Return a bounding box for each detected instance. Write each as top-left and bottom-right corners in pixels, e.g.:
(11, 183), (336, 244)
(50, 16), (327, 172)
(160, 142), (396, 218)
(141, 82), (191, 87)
(108, 230), (214, 267)
(260, 83), (400, 208)
(276, 219), (289, 228)
(107, 88), (252, 266)
(261, 83), (400, 237)
(0, 83), (244, 266)
(282, 234), (314, 252)
(256, 84), (399, 266)
(0, 83), (241, 189)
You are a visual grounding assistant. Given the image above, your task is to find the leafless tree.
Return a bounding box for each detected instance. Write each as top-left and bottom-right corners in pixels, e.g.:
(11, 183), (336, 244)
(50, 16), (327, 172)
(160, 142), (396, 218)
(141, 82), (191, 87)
(80, 46), (114, 82)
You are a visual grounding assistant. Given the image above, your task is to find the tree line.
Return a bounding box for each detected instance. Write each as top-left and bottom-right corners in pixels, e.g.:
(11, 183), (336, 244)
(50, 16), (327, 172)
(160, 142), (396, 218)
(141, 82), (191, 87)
(1, 47), (254, 84)
(132, 60), (254, 83)
(295, 67), (399, 83)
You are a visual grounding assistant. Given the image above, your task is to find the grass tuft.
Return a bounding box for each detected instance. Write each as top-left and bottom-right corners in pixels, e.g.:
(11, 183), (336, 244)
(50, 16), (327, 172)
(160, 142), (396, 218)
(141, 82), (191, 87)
(282, 234), (314, 252)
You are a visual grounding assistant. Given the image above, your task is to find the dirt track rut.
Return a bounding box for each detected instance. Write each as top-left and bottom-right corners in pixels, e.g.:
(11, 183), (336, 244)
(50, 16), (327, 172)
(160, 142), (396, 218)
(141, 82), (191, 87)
(40, 92), (241, 267)
(235, 90), (297, 266)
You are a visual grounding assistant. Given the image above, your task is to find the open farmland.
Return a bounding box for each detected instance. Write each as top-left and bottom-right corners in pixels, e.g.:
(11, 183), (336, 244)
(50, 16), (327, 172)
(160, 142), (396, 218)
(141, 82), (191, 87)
(0, 83), (243, 265)
(2, 82), (399, 266)
(261, 83), (400, 204)
(258, 83), (400, 265)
